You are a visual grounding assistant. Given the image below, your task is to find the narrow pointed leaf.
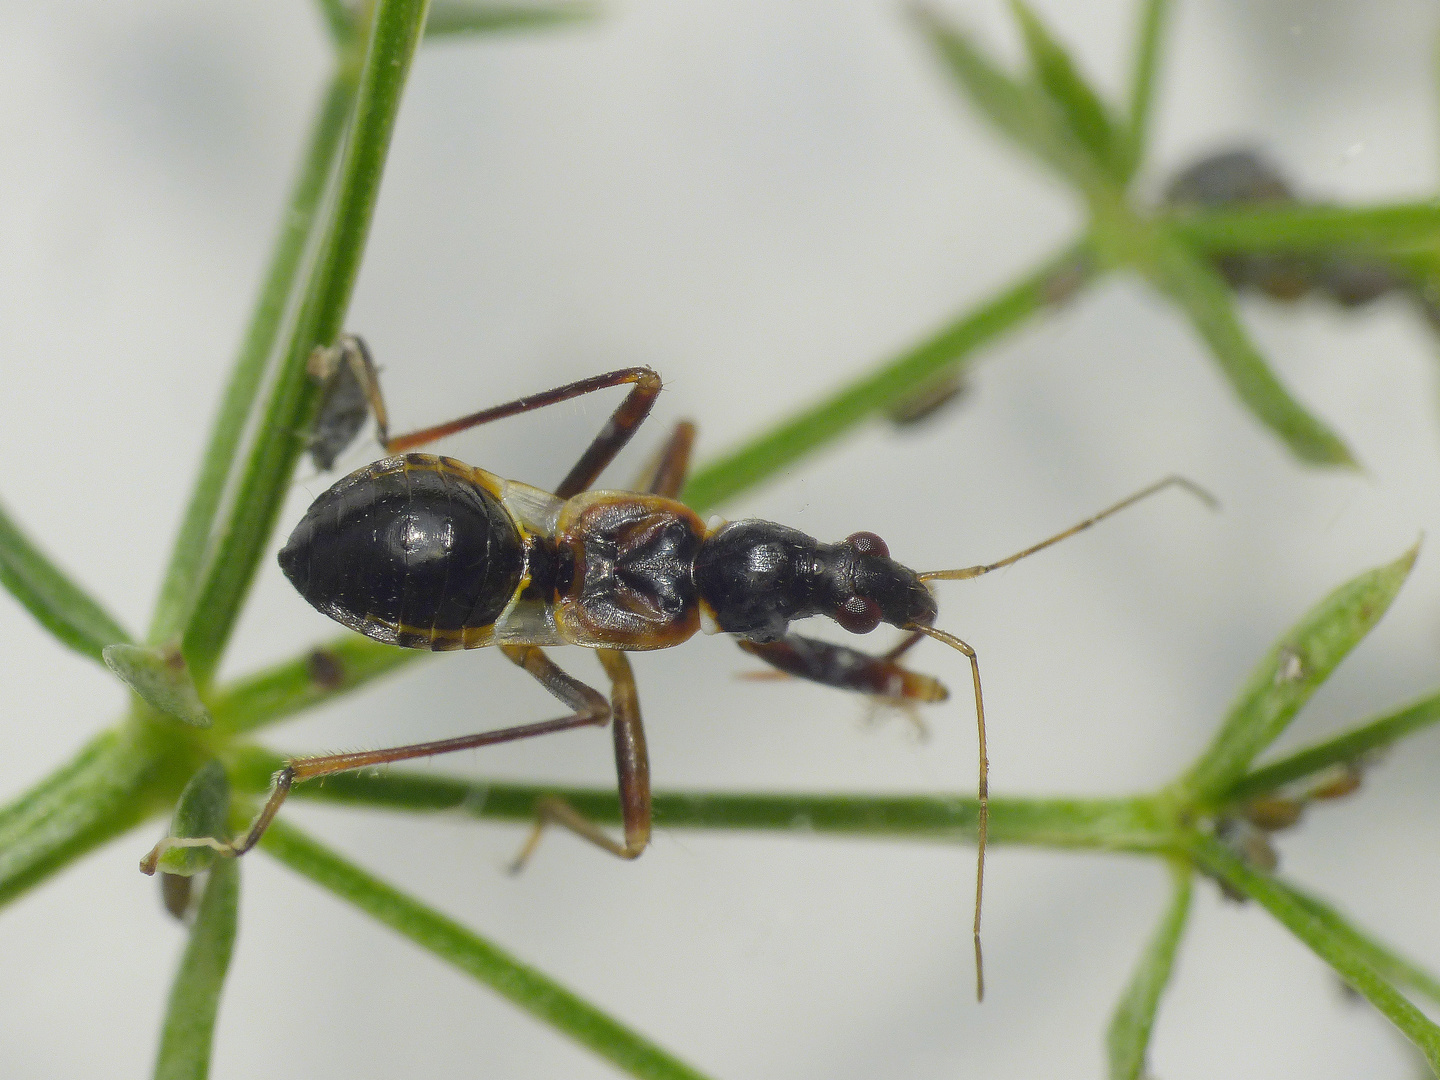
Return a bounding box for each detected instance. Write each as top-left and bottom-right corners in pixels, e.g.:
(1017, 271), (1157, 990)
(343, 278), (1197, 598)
(104, 645), (212, 729)
(911, 7), (1108, 195)
(1225, 686), (1440, 801)
(153, 860), (240, 1080)
(1180, 544), (1417, 802)
(183, 0), (433, 682)
(208, 634), (423, 736)
(1008, 0), (1124, 179)
(0, 497), (131, 663)
(1107, 863), (1192, 1080)
(681, 242), (1093, 511)
(0, 730), (163, 908)
(1145, 228), (1356, 466)
(149, 761), (231, 877)
(313, 0), (356, 45)
(260, 820), (716, 1080)
(148, 72), (357, 646)
(1118, 0), (1169, 181)
(1189, 833), (1440, 1070)
(1169, 201), (1440, 254)
(424, 1), (596, 37)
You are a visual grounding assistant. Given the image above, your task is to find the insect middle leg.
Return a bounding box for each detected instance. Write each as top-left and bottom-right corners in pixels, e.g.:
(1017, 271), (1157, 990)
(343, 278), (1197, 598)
(508, 421), (696, 868)
(510, 648), (652, 869)
(138, 647), (615, 872)
(382, 364), (663, 499)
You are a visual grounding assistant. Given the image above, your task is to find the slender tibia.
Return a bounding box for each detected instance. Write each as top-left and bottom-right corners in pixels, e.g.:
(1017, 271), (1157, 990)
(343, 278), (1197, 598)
(919, 475), (1217, 583)
(908, 623), (987, 1003)
(634, 419), (696, 498)
(510, 649), (653, 870)
(383, 368), (663, 501)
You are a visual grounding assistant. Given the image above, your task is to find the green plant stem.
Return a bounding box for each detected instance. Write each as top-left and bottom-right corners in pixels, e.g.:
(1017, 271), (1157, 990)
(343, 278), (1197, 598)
(1188, 833), (1440, 1070)
(1223, 686), (1440, 802)
(153, 860), (240, 1080)
(231, 749), (1177, 851)
(679, 240), (1093, 512)
(182, 0), (431, 682)
(424, 1), (597, 37)
(1169, 202), (1440, 253)
(0, 497), (132, 663)
(207, 634), (424, 736)
(1286, 884), (1440, 1007)
(1120, 0), (1168, 181)
(260, 819), (716, 1080)
(148, 71), (358, 647)
(1106, 860), (1191, 1080)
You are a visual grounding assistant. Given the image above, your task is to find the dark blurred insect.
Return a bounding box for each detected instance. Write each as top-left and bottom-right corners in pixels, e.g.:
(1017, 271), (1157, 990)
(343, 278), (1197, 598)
(307, 334), (390, 471)
(143, 340), (1209, 999)
(1165, 149), (1409, 310)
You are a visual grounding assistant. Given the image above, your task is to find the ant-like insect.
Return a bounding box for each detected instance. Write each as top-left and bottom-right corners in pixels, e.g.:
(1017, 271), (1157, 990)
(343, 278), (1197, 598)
(144, 335), (1211, 999)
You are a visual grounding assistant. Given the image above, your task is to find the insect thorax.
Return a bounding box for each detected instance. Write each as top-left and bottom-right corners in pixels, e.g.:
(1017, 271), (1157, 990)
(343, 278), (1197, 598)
(552, 491), (705, 650)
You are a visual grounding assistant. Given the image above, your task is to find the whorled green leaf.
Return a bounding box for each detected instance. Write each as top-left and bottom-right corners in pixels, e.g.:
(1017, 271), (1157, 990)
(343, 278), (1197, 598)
(182, 0), (433, 683)
(1107, 862), (1192, 1080)
(1179, 544), (1417, 802)
(1189, 833), (1440, 1071)
(1008, 0), (1124, 180)
(1225, 685), (1440, 802)
(153, 859), (240, 1080)
(424, 0), (597, 37)
(1118, 0), (1169, 182)
(910, 6), (1109, 197)
(260, 820), (716, 1080)
(104, 645), (212, 729)
(0, 496), (131, 663)
(208, 634), (424, 737)
(681, 241), (1093, 511)
(145, 762), (231, 878)
(0, 729), (164, 909)
(1144, 227), (1356, 467)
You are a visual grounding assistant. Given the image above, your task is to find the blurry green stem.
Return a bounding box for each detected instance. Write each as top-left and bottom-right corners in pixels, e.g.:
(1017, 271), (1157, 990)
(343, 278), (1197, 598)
(679, 240), (1093, 512)
(148, 71), (358, 647)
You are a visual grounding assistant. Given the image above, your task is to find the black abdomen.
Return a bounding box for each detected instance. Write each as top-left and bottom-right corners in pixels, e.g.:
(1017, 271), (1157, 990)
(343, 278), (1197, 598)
(279, 456), (524, 649)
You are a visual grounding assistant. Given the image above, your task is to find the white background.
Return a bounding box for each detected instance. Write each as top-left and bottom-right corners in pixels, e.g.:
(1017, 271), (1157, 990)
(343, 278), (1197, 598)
(3, 1), (1440, 1077)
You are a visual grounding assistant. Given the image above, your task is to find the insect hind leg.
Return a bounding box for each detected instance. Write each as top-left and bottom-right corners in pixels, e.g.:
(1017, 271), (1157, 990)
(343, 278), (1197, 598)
(509, 648), (653, 870)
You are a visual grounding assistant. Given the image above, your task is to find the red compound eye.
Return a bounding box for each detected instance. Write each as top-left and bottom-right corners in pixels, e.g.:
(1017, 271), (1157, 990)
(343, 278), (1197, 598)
(834, 595), (882, 635)
(844, 531), (889, 559)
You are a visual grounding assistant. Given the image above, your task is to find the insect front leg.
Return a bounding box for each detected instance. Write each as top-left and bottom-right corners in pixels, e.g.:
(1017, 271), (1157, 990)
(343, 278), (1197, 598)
(631, 419), (696, 498)
(510, 648), (653, 869)
(737, 634), (949, 705)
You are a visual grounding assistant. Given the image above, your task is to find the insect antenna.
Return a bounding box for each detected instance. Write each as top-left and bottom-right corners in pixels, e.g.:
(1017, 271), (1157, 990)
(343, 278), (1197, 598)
(906, 621), (987, 1002)
(917, 475), (1217, 583)
(908, 475), (1216, 1002)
